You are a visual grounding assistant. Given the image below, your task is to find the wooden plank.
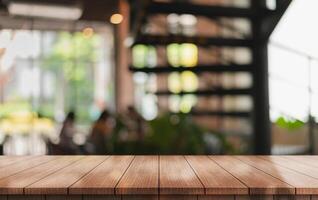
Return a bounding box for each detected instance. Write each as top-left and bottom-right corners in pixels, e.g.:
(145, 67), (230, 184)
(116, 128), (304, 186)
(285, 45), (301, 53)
(116, 156), (158, 195)
(0, 156), (57, 180)
(259, 156), (318, 179)
(25, 156), (107, 195)
(83, 195), (121, 200)
(83, 196), (120, 200)
(185, 156), (248, 195)
(7, 196), (45, 200)
(46, 195), (82, 200)
(159, 156), (204, 195)
(236, 156), (318, 195)
(282, 156), (318, 168)
(0, 196), (7, 200)
(274, 196), (310, 200)
(210, 156), (294, 195)
(159, 195), (197, 200)
(0, 157), (32, 169)
(237, 197), (310, 200)
(198, 195), (235, 200)
(70, 156), (134, 195)
(0, 156), (82, 195)
(122, 195), (158, 200)
(235, 196), (273, 200)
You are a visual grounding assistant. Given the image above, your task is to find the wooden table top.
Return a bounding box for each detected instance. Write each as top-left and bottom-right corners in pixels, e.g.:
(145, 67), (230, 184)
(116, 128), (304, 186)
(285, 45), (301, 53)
(0, 155), (318, 196)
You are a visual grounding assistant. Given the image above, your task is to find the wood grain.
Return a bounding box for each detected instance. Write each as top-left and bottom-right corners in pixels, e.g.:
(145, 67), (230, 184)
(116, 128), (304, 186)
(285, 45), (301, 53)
(0, 156), (57, 180)
(159, 195), (197, 200)
(235, 196), (273, 200)
(0, 156), (82, 195)
(283, 156), (318, 168)
(46, 195), (82, 200)
(0, 157), (32, 169)
(210, 156), (294, 195)
(1, 156), (318, 198)
(160, 156), (204, 195)
(236, 156), (318, 195)
(7, 196), (45, 200)
(83, 195), (121, 200)
(259, 156), (318, 179)
(70, 156), (134, 195)
(83, 196), (120, 200)
(274, 196), (310, 200)
(116, 156), (158, 195)
(198, 195), (235, 200)
(121, 195), (158, 200)
(185, 156), (248, 195)
(25, 156), (107, 195)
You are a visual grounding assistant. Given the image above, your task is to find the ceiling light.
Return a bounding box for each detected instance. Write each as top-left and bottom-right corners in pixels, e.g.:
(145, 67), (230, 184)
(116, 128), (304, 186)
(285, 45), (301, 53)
(8, 1), (83, 20)
(110, 14), (123, 24)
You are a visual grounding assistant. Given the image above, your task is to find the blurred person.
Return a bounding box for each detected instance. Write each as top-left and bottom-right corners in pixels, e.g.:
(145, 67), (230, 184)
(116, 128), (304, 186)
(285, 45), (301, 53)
(58, 111), (79, 154)
(88, 110), (113, 154)
(126, 106), (145, 141)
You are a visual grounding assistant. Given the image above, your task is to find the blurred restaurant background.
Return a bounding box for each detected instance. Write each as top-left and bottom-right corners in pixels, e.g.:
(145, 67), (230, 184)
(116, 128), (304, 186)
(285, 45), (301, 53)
(0, 0), (317, 155)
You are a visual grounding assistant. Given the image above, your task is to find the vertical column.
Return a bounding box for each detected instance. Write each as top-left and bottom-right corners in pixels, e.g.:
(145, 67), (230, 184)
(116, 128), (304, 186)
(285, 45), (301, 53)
(115, 0), (134, 113)
(251, 0), (271, 154)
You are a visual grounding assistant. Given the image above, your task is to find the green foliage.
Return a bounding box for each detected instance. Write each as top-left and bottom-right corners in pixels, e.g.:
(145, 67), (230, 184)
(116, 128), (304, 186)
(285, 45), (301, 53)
(43, 32), (99, 82)
(109, 112), (233, 155)
(0, 102), (31, 119)
(37, 104), (54, 119)
(42, 32), (101, 122)
(146, 113), (205, 154)
(275, 116), (305, 131)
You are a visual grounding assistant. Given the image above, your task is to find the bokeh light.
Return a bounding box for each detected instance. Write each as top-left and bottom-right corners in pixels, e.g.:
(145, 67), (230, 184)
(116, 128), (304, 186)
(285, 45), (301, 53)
(167, 43), (198, 67)
(180, 95), (197, 113)
(110, 13), (123, 24)
(132, 45), (157, 68)
(181, 71), (199, 92)
(168, 72), (182, 93)
(82, 27), (94, 38)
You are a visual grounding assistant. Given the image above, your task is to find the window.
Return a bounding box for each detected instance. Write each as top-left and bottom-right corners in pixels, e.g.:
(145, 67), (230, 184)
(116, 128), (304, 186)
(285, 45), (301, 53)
(0, 28), (114, 124)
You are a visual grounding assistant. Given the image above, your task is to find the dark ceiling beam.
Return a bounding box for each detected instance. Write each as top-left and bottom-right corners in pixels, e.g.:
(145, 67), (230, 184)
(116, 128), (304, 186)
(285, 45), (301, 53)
(147, 2), (256, 18)
(262, 0), (293, 39)
(80, 0), (117, 22)
(129, 64), (253, 74)
(154, 88), (252, 97)
(134, 34), (253, 47)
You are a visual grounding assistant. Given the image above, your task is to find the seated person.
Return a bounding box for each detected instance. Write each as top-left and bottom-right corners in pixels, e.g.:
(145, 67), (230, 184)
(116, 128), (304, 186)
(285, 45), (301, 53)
(88, 110), (113, 155)
(58, 111), (79, 154)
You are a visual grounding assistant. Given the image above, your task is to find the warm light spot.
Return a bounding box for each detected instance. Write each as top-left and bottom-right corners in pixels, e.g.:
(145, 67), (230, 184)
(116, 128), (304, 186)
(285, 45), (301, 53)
(82, 27), (94, 38)
(110, 13), (123, 24)
(181, 71), (199, 92)
(180, 43), (198, 67)
(168, 72), (182, 94)
(167, 43), (198, 67)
